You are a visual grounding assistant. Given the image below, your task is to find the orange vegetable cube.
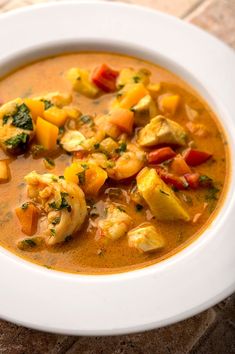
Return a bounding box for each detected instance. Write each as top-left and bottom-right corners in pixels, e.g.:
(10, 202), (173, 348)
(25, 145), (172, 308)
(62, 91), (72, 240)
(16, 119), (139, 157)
(109, 108), (134, 134)
(161, 95), (180, 115)
(64, 162), (107, 196)
(24, 99), (44, 121)
(15, 203), (39, 236)
(83, 164), (107, 196)
(64, 162), (83, 184)
(119, 83), (148, 109)
(43, 106), (68, 127)
(36, 117), (59, 150)
(171, 155), (191, 175)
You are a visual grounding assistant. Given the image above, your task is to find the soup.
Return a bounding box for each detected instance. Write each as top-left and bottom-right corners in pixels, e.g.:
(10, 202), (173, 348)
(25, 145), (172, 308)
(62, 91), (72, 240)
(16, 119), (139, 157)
(0, 52), (228, 274)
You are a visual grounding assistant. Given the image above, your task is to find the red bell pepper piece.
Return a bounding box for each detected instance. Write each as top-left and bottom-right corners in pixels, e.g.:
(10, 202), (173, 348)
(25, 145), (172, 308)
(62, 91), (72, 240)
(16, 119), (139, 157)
(92, 64), (119, 92)
(156, 166), (188, 190)
(148, 147), (176, 164)
(184, 148), (212, 166)
(184, 173), (200, 189)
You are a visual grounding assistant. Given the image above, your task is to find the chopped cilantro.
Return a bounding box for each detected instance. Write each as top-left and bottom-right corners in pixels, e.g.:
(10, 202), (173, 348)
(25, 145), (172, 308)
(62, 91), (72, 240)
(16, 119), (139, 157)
(41, 99), (54, 110)
(199, 175), (213, 187)
(94, 143), (100, 149)
(115, 142), (127, 154)
(21, 202), (29, 210)
(22, 239), (36, 247)
(77, 170), (86, 185)
(44, 157), (55, 167)
(133, 76), (141, 83)
(5, 132), (29, 149)
(50, 228), (56, 237)
(117, 206), (126, 212)
(51, 217), (61, 225)
(205, 187), (220, 201)
(12, 104), (33, 130)
(49, 192), (71, 212)
(31, 144), (45, 157)
(59, 175), (65, 179)
(2, 115), (9, 125)
(80, 115), (93, 125)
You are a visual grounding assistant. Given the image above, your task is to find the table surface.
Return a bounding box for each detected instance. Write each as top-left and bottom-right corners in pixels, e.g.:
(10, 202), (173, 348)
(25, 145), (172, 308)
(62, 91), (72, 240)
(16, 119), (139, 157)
(0, 0), (235, 353)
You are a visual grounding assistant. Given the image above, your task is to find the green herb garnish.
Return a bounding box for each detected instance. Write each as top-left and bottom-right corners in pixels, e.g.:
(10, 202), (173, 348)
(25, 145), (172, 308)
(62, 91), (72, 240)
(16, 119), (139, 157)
(115, 142), (127, 154)
(205, 187), (220, 201)
(50, 228), (56, 237)
(51, 217), (61, 225)
(22, 239), (36, 247)
(41, 99), (54, 110)
(12, 103), (33, 130)
(80, 115), (93, 125)
(5, 132), (29, 149)
(21, 202), (29, 210)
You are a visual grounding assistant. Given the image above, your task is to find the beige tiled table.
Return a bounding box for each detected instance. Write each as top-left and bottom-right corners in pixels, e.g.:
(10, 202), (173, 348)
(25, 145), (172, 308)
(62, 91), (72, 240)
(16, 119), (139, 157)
(0, 1), (235, 353)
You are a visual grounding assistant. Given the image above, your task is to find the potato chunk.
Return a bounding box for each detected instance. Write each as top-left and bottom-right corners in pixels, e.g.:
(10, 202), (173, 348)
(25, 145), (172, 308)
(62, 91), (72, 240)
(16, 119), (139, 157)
(137, 167), (190, 221)
(128, 224), (165, 252)
(98, 205), (133, 240)
(137, 115), (187, 147)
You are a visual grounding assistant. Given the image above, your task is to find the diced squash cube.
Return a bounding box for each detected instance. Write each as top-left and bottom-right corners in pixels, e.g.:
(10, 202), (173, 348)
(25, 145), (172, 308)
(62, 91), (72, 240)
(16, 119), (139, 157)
(171, 155), (191, 175)
(137, 167), (190, 221)
(84, 164), (108, 196)
(161, 95), (180, 115)
(24, 99), (45, 121)
(64, 161), (107, 196)
(0, 160), (10, 182)
(15, 203), (39, 236)
(138, 115), (187, 147)
(147, 83), (161, 99)
(64, 162), (83, 184)
(43, 106), (67, 127)
(66, 68), (99, 98)
(36, 117), (59, 150)
(108, 108), (134, 134)
(119, 83), (148, 109)
(128, 224), (165, 252)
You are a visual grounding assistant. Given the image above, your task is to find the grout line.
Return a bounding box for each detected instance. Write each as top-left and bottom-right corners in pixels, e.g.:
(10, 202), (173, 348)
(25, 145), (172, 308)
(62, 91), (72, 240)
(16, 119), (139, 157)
(184, 0), (214, 21)
(182, 0), (206, 19)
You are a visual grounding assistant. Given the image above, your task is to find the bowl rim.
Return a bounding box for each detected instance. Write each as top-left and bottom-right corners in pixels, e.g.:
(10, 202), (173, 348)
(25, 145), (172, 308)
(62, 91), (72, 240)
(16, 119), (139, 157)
(0, 0), (235, 335)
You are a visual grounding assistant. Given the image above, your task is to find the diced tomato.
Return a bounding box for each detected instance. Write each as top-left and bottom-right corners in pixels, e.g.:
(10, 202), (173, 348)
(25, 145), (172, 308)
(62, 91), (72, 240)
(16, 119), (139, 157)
(92, 64), (119, 92)
(156, 166), (188, 190)
(184, 173), (200, 189)
(184, 148), (212, 166)
(148, 147), (176, 164)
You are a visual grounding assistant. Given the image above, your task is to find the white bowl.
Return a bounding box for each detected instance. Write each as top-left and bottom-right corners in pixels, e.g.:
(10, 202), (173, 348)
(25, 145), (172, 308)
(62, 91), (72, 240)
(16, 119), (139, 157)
(0, 1), (235, 336)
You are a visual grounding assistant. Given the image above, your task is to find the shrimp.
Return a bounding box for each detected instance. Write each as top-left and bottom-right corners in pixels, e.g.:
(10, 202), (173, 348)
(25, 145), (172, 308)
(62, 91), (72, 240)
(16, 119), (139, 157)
(24, 171), (87, 245)
(107, 143), (146, 180)
(98, 204), (133, 240)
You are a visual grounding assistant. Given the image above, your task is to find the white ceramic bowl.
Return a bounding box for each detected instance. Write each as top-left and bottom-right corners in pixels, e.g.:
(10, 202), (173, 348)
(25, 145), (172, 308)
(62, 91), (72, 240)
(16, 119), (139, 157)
(0, 1), (235, 335)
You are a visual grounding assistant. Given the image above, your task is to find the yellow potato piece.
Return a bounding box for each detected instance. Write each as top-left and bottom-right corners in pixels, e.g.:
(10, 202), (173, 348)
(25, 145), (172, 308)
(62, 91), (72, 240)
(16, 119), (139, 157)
(137, 167), (190, 221)
(0, 160), (10, 182)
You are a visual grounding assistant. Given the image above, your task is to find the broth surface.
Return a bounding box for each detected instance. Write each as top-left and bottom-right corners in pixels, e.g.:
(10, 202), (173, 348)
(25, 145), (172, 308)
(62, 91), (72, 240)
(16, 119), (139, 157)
(0, 53), (228, 274)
